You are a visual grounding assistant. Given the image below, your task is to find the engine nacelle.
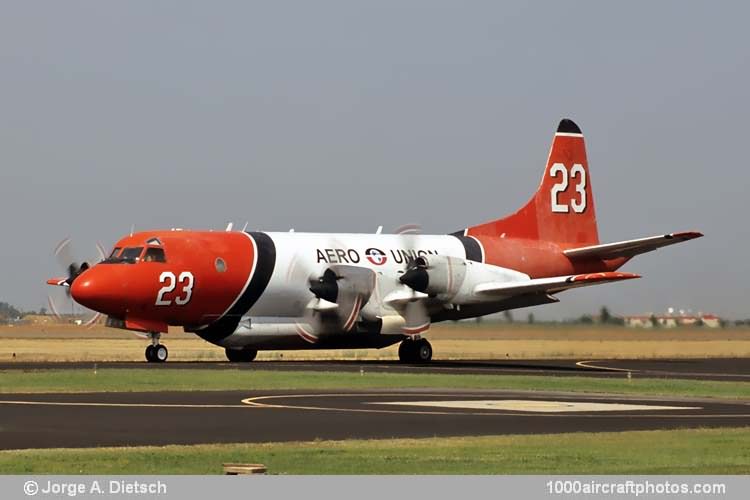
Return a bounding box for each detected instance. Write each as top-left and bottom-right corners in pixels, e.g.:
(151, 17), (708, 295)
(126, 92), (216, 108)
(399, 255), (529, 304)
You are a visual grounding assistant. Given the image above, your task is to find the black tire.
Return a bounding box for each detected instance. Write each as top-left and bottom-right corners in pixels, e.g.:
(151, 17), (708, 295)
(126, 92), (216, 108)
(414, 338), (432, 363)
(225, 348), (258, 363)
(398, 340), (416, 363)
(145, 345), (155, 362)
(153, 344), (168, 363)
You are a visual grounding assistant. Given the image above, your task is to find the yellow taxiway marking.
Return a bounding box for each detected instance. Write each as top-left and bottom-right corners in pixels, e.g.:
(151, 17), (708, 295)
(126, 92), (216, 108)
(373, 400), (701, 413)
(576, 360), (638, 372)
(0, 400), (247, 409)
(575, 360), (750, 379)
(0, 394), (746, 419)
(242, 393), (469, 416)
(241, 393), (749, 418)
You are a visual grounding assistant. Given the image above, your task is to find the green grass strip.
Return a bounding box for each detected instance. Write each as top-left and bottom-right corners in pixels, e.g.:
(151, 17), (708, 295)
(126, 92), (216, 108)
(0, 368), (749, 400)
(2, 428), (749, 474)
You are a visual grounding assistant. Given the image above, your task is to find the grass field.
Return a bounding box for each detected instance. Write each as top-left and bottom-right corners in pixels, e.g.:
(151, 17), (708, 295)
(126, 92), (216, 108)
(2, 428), (749, 474)
(2, 324), (750, 362)
(1, 368), (749, 399)
(2, 325), (747, 475)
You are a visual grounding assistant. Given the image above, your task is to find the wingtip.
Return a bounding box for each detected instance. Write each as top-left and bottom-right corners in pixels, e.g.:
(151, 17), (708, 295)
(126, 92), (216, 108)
(610, 272), (641, 280)
(571, 271), (640, 283)
(669, 231), (704, 240)
(557, 118), (582, 134)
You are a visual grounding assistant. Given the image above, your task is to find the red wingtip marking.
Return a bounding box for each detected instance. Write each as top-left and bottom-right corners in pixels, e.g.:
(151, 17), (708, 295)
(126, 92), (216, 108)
(47, 277), (68, 286)
(672, 231), (703, 240)
(571, 272), (640, 282)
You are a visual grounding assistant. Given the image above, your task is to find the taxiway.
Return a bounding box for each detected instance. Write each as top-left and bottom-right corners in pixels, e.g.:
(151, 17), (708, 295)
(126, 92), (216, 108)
(1, 389), (748, 450)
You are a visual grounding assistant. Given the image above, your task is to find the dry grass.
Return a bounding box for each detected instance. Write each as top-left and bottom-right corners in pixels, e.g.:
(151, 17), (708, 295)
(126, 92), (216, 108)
(1, 323), (749, 362)
(429, 323), (750, 341)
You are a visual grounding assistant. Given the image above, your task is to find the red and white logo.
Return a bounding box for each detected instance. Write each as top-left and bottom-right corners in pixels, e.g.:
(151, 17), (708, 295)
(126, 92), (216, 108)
(365, 248), (387, 265)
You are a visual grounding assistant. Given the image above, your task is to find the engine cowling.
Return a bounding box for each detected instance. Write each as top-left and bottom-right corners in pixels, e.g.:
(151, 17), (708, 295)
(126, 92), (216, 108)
(305, 264), (376, 335)
(399, 255), (528, 304)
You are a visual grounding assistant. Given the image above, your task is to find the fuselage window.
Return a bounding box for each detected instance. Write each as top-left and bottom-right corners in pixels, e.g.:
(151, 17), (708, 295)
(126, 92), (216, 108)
(215, 258), (226, 272)
(109, 247), (122, 258)
(143, 247), (167, 263)
(119, 247), (144, 263)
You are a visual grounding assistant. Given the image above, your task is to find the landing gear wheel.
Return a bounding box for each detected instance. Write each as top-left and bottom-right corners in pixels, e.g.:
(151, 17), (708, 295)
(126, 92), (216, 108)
(144, 332), (167, 363)
(225, 348), (258, 363)
(145, 344), (168, 363)
(414, 338), (432, 363)
(154, 344), (168, 362)
(398, 340), (415, 363)
(398, 339), (432, 363)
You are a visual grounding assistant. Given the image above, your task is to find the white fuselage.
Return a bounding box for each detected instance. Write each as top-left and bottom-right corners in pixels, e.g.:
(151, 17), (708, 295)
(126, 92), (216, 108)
(213, 231), (527, 350)
(249, 232), (472, 317)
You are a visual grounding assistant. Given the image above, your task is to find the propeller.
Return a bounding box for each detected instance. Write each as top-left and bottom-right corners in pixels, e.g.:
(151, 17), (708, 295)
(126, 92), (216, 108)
(53, 238), (107, 294)
(394, 223), (422, 235)
(391, 224), (432, 335)
(399, 256), (429, 292)
(309, 268), (339, 304)
(48, 238), (106, 327)
(286, 237), (376, 341)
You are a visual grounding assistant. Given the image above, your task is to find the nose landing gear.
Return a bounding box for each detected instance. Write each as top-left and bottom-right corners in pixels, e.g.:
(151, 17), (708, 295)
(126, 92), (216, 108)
(145, 333), (168, 363)
(398, 337), (432, 363)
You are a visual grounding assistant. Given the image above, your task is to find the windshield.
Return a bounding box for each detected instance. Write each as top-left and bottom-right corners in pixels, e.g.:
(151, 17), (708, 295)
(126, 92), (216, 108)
(102, 246), (144, 264)
(120, 247), (144, 262)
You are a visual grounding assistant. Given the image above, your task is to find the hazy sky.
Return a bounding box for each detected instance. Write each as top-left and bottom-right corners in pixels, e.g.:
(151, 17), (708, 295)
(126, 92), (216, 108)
(1, 1), (748, 319)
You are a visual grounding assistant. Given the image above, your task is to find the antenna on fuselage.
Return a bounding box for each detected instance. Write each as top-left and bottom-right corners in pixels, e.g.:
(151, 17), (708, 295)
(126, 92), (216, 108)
(241, 222), (248, 232)
(129, 224), (134, 237)
(225, 222), (234, 232)
(376, 225), (383, 234)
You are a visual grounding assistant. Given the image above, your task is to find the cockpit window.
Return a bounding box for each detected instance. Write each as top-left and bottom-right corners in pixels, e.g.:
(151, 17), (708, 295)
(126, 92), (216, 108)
(143, 247), (166, 263)
(119, 247), (144, 263)
(101, 246), (143, 264)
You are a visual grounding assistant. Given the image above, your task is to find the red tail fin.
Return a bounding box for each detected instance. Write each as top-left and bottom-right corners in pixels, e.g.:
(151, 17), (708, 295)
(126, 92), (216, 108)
(464, 119), (599, 246)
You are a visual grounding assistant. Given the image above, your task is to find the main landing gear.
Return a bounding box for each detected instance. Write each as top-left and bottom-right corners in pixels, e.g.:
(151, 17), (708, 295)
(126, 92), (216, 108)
(145, 332), (168, 363)
(225, 348), (258, 363)
(398, 338), (432, 363)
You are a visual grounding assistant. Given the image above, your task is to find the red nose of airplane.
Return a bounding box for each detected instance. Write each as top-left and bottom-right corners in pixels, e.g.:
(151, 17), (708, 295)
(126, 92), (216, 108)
(70, 266), (122, 315)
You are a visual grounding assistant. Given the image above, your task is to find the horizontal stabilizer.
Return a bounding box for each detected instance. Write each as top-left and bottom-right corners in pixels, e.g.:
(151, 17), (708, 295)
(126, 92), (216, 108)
(474, 272), (640, 297)
(563, 232), (702, 260)
(47, 277), (69, 287)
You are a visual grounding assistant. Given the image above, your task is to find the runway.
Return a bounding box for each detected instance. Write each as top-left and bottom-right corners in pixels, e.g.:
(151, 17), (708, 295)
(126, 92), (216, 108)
(1, 358), (749, 381)
(1, 389), (748, 450)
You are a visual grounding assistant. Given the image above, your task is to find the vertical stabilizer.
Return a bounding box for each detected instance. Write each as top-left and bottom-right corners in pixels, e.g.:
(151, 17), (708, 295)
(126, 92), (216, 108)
(463, 119), (599, 246)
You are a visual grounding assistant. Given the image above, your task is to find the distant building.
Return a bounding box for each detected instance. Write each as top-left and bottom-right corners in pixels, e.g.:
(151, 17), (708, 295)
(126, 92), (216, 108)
(623, 313), (721, 328)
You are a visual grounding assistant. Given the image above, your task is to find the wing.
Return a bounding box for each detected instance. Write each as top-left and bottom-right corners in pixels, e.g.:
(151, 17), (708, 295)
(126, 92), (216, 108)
(563, 231), (702, 260)
(474, 272), (639, 297)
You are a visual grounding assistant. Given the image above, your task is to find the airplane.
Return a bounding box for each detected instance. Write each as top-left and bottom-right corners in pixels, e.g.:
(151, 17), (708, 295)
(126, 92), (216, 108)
(47, 118), (702, 363)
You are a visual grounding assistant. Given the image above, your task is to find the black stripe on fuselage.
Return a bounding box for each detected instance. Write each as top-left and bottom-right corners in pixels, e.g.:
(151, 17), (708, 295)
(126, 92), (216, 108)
(451, 234), (483, 263)
(193, 231), (276, 343)
(227, 231), (276, 317)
